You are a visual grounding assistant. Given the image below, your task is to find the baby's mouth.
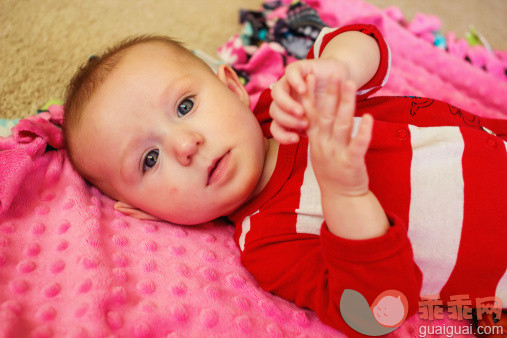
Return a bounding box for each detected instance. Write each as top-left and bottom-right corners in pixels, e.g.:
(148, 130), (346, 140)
(207, 151), (230, 186)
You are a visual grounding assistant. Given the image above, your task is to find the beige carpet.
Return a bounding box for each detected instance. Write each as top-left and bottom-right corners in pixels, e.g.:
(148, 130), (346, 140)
(1, 0), (505, 119)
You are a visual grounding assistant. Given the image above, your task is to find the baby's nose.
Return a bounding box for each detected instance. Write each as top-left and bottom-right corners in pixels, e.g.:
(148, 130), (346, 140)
(174, 131), (204, 166)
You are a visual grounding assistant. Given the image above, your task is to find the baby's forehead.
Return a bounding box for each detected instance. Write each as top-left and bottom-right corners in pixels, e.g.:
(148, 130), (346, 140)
(120, 41), (200, 69)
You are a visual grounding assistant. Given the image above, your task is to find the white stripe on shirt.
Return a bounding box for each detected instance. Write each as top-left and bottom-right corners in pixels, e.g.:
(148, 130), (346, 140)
(239, 211), (258, 251)
(296, 149), (323, 235)
(407, 125), (465, 297)
(296, 118), (362, 235)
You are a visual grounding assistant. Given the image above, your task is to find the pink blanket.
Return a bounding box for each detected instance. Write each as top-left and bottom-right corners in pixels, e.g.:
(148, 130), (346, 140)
(1, 0), (505, 336)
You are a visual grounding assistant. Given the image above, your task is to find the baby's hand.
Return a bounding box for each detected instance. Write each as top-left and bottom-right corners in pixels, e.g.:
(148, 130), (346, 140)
(302, 74), (373, 198)
(269, 58), (350, 144)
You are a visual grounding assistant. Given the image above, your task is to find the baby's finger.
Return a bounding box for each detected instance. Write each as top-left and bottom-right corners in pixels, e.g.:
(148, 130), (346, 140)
(286, 66), (307, 95)
(315, 76), (341, 140)
(332, 80), (356, 146)
(301, 74), (319, 135)
(270, 120), (301, 144)
(272, 81), (305, 116)
(348, 113), (373, 162)
(270, 103), (308, 130)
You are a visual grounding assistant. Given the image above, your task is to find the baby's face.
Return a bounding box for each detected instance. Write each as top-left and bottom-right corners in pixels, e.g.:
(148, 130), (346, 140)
(71, 42), (267, 224)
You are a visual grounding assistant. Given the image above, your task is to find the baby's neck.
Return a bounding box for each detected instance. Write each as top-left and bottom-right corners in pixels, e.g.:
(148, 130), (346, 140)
(249, 137), (279, 198)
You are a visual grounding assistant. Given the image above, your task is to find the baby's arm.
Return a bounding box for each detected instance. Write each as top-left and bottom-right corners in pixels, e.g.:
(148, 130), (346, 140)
(302, 75), (389, 239)
(270, 30), (380, 144)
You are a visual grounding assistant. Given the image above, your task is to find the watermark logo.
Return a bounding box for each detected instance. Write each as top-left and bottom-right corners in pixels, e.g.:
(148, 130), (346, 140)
(418, 294), (502, 321)
(340, 289), (408, 336)
(340, 290), (504, 337)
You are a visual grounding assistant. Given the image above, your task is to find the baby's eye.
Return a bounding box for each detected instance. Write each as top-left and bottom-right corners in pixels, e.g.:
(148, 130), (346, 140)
(177, 97), (194, 117)
(143, 149), (159, 172)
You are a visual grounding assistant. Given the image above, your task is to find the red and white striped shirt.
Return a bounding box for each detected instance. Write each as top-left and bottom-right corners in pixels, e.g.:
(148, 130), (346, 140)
(227, 25), (507, 334)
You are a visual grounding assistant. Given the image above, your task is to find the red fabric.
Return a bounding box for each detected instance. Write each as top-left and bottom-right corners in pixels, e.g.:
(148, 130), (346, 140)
(227, 25), (507, 335)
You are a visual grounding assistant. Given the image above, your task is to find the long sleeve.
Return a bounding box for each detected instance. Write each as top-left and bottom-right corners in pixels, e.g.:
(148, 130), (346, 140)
(237, 209), (422, 336)
(307, 24), (391, 101)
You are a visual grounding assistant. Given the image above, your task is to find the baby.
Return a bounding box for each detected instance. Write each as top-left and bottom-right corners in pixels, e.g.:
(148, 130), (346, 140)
(63, 25), (506, 334)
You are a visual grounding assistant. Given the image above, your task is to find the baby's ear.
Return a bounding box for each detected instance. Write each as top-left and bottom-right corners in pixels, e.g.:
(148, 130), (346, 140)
(114, 201), (161, 221)
(216, 64), (250, 107)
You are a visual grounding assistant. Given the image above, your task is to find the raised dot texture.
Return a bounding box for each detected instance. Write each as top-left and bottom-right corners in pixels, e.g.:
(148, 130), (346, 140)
(112, 219), (129, 229)
(37, 305), (56, 321)
(1, 222), (15, 234)
(113, 268), (127, 282)
(134, 322), (151, 338)
(78, 279), (92, 293)
(113, 253), (128, 267)
(199, 308), (218, 328)
(201, 233), (216, 243)
(110, 286), (127, 305)
(86, 235), (100, 247)
(81, 256), (99, 269)
(171, 304), (188, 323)
(176, 263), (190, 277)
(106, 311), (123, 330)
(25, 243), (40, 256)
(32, 223), (46, 235)
(1, 300), (22, 315)
(174, 228), (188, 238)
(35, 205), (50, 216)
(87, 205), (101, 219)
(85, 218), (100, 232)
(204, 285), (220, 299)
(170, 245), (186, 256)
(112, 234), (128, 246)
(235, 315), (253, 333)
(0, 235), (8, 247)
(201, 267), (217, 281)
(31, 325), (52, 338)
(171, 282), (187, 297)
(139, 300), (157, 312)
(227, 273), (245, 288)
(293, 311), (310, 327)
(44, 283), (61, 297)
(144, 223), (158, 233)
(9, 279), (29, 294)
(17, 260), (36, 273)
(137, 280), (156, 295)
(90, 196), (101, 207)
(49, 260), (65, 273)
(233, 296), (250, 310)
(266, 324), (283, 337)
(74, 303), (88, 318)
(142, 259), (156, 272)
(58, 221), (70, 234)
(200, 249), (217, 262)
(142, 240), (157, 252)
(56, 240), (69, 251)
(62, 198), (75, 209)
(40, 191), (55, 201)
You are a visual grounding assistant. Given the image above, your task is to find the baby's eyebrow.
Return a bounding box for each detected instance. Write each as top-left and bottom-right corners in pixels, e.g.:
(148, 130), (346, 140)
(158, 74), (192, 109)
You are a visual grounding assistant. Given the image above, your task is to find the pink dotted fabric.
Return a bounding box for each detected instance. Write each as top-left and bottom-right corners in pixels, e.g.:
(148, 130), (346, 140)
(1, 0), (505, 336)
